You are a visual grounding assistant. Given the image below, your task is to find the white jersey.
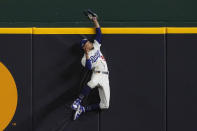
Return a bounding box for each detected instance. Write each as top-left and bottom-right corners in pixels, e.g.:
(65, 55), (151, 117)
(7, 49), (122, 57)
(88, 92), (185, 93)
(81, 40), (108, 72)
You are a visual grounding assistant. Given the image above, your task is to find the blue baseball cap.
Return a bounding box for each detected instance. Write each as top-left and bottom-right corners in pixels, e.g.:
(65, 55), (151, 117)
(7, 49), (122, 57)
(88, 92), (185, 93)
(80, 38), (88, 48)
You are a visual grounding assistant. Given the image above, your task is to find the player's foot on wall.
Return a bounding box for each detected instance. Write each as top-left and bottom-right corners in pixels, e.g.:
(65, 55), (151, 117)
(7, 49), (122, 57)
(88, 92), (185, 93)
(73, 104), (85, 120)
(71, 98), (81, 110)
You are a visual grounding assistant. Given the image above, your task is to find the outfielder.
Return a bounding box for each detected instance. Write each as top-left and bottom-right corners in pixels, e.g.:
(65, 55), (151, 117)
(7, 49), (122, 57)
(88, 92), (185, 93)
(71, 10), (110, 120)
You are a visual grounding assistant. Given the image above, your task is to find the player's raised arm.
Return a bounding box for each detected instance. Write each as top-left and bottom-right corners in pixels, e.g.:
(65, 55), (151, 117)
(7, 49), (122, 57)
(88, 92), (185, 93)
(92, 17), (102, 44)
(85, 9), (102, 44)
(93, 17), (100, 28)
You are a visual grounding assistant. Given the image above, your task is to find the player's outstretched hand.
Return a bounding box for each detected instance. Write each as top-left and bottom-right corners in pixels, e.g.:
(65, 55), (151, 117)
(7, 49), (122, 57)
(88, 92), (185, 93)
(92, 17), (97, 21)
(88, 16), (97, 22)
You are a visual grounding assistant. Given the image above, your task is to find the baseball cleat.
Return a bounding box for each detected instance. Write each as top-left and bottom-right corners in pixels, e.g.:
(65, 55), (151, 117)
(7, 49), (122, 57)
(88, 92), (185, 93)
(71, 98), (81, 110)
(73, 104), (85, 120)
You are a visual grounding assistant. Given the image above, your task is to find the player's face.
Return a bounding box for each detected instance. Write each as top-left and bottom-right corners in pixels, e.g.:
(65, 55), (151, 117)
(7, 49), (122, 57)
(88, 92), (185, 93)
(83, 41), (93, 50)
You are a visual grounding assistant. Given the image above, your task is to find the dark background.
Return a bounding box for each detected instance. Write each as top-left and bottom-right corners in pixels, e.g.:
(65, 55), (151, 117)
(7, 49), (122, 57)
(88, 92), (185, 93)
(167, 35), (197, 131)
(0, 0), (197, 27)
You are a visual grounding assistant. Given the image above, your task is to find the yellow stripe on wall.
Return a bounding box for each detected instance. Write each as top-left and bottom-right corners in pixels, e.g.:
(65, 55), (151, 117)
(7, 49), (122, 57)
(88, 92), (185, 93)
(167, 27), (197, 34)
(33, 27), (166, 34)
(102, 28), (166, 34)
(0, 27), (196, 34)
(33, 28), (95, 34)
(0, 28), (32, 34)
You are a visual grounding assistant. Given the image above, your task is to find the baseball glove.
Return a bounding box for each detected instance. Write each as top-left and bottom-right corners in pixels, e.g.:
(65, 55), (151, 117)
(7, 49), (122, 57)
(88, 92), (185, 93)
(83, 9), (98, 20)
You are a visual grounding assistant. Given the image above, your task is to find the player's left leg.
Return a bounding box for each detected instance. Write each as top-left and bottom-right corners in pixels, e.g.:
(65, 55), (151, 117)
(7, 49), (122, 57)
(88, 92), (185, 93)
(73, 87), (101, 120)
(73, 103), (100, 120)
(71, 85), (92, 110)
(73, 73), (110, 120)
(72, 72), (101, 111)
(73, 83), (110, 120)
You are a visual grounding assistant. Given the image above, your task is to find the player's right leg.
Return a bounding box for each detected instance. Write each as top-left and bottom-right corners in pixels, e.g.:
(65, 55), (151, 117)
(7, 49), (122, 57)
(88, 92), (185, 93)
(71, 72), (100, 110)
(71, 85), (92, 110)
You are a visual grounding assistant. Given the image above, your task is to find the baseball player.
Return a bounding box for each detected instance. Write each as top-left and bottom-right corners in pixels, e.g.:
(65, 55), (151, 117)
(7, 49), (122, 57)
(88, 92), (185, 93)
(71, 10), (110, 120)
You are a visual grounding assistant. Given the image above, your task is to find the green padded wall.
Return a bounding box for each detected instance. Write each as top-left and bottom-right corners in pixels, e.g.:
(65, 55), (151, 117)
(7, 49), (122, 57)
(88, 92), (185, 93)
(0, 0), (197, 27)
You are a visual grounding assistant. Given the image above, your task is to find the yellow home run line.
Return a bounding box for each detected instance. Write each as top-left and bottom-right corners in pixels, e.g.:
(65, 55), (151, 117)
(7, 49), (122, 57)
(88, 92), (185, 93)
(0, 28), (32, 34)
(0, 27), (197, 34)
(167, 27), (197, 34)
(33, 27), (166, 34)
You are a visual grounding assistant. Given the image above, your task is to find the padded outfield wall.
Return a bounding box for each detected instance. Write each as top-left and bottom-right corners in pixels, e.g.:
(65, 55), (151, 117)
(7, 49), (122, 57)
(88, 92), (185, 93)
(0, 0), (197, 27)
(0, 27), (197, 131)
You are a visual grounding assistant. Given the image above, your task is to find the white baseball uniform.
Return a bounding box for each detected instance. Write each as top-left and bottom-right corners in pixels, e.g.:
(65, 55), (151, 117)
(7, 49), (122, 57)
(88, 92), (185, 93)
(81, 29), (110, 109)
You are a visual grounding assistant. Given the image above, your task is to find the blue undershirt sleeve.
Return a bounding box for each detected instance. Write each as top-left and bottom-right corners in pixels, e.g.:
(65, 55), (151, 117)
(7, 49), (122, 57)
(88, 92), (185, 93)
(85, 59), (92, 70)
(95, 28), (102, 44)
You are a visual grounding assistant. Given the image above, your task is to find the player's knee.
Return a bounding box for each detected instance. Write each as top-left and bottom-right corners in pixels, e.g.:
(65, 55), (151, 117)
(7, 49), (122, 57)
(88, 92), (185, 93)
(87, 81), (96, 89)
(100, 103), (110, 110)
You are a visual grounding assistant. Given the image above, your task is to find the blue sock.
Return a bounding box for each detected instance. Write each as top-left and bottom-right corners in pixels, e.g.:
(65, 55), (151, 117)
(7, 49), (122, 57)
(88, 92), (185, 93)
(78, 85), (92, 100)
(85, 103), (100, 111)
